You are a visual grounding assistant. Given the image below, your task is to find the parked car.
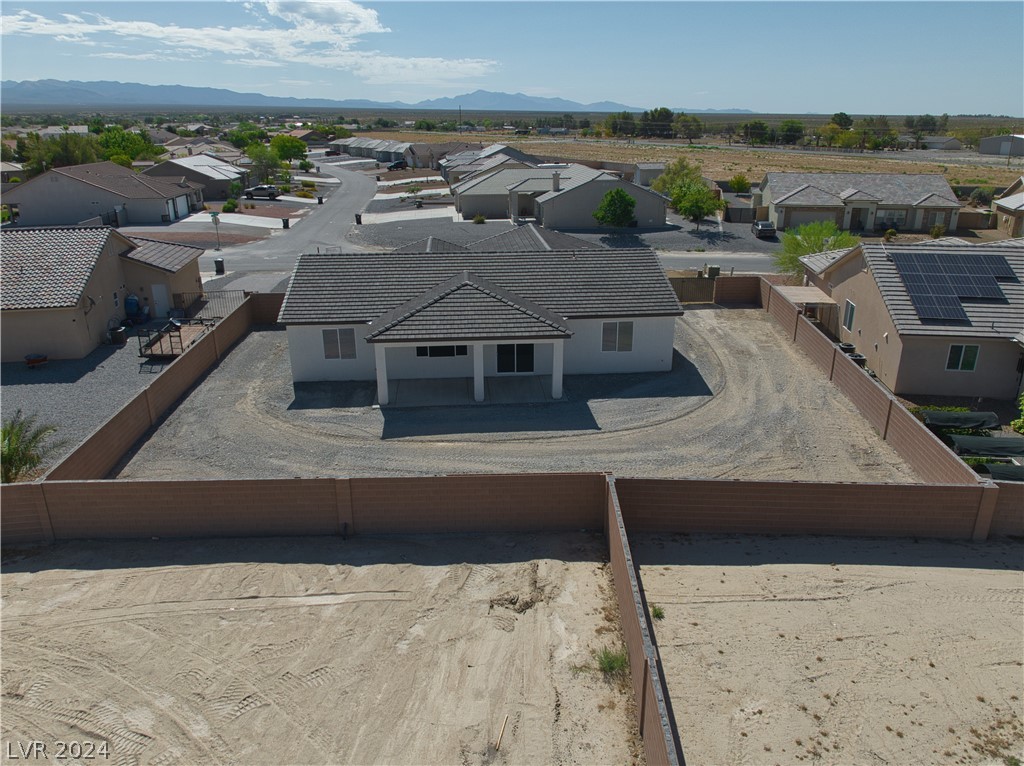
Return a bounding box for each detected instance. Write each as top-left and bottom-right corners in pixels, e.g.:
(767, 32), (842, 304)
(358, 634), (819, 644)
(387, 160), (408, 170)
(244, 184), (279, 200)
(752, 220), (776, 238)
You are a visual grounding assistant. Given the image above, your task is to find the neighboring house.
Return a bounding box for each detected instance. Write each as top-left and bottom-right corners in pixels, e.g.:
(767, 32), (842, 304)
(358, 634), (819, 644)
(287, 129), (327, 146)
(143, 154), (248, 199)
(403, 141), (484, 169)
(0, 161), (23, 182)
(452, 165), (587, 219)
(634, 163), (666, 187)
(2, 161), (204, 227)
(899, 135), (963, 151)
(757, 172), (960, 232)
(534, 171), (668, 230)
(277, 249), (683, 404)
(979, 134), (1024, 157)
(445, 153), (537, 186)
(1, 226), (204, 361)
(439, 144), (540, 182)
(800, 239), (1024, 399)
(993, 189), (1024, 238)
(143, 127), (179, 146)
(36, 125), (89, 138)
(164, 137), (244, 164)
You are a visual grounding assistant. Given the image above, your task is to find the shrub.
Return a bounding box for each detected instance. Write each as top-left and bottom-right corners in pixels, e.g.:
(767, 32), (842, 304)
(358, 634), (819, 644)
(729, 173), (751, 194)
(9, 176), (21, 183)
(222, 198), (238, 213)
(651, 605), (665, 620)
(884, 228), (898, 242)
(301, 179), (317, 189)
(595, 646), (629, 677)
(472, 214), (486, 224)
(407, 185), (422, 195)
(968, 187), (994, 207)
(930, 223), (947, 239)
(2, 410), (65, 483)
(294, 190), (314, 199)
(298, 159), (313, 172)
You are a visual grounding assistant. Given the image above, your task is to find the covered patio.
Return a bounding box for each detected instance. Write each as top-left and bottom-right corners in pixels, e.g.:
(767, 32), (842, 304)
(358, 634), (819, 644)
(380, 374), (561, 408)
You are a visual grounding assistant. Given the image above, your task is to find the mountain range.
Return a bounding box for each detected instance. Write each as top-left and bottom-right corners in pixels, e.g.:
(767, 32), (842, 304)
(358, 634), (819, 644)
(1, 80), (753, 114)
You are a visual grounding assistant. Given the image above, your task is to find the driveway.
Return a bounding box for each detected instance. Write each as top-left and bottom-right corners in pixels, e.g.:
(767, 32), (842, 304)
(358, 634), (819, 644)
(115, 308), (917, 483)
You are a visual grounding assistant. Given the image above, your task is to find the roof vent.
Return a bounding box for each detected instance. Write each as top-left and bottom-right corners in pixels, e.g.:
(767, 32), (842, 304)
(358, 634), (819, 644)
(552, 171), (560, 192)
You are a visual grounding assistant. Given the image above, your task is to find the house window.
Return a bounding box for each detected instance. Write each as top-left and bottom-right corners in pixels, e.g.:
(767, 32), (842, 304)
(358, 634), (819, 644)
(602, 321), (634, 352)
(496, 344), (534, 373)
(842, 300), (856, 331)
(322, 328), (356, 360)
(415, 345), (468, 357)
(876, 209), (907, 227)
(946, 344), (979, 372)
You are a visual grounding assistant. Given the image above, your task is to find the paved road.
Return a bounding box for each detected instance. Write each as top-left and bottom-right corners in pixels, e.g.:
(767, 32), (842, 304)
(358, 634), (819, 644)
(659, 250), (776, 274)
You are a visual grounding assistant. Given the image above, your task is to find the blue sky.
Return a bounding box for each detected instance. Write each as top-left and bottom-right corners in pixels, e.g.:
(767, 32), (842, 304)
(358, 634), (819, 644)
(2, 1), (1022, 115)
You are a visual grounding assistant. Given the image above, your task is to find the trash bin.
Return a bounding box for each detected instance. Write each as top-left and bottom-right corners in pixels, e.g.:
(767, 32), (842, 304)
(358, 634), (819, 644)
(110, 327), (127, 345)
(214, 258), (225, 275)
(282, 218), (290, 229)
(317, 196), (323, 205)
(355, 213), (362, 225)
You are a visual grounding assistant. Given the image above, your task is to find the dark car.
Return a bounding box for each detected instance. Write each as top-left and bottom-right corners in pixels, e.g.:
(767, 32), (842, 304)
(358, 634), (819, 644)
(752, 220), (776, 239)
(244, 184), (279, 200)
(387, 160), (408, 170)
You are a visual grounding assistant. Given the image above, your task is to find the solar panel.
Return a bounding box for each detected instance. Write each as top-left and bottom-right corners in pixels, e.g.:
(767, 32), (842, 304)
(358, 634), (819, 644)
(889, 250), (1013, 322)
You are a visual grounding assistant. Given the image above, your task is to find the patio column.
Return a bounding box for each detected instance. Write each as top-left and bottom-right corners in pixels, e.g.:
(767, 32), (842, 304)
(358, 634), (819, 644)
(375, 344), (389, 406)
(552, 339), (564, 399)
(473, 342), (485, 402)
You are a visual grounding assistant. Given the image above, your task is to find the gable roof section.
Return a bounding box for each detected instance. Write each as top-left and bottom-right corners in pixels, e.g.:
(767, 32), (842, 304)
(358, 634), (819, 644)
(798, 246), (859, 275)
(765, 172), (958, 207)
(393, 237), (469, 254)
(839, 187), (880, 201)
(859, 241), (1023, 339)
(1, 226), (133, 310)
(771, 183), (844, 207)
(365, 271), (572, 343)
(123, 236), (203, 272)
(279, 249), (682, 326)
(37, 161), (202, 200)
(153, 154), (245, 181)
(468, 223), (602, 252)
(994, 192), (1024, 213)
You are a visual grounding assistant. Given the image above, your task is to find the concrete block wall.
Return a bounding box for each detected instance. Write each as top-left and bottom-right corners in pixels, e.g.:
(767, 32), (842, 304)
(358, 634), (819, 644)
(713, 276), (762, 305)
(0, 483), (52, 544)
(616, 478), (988, 538)
(831, 351), (891, 434)
(883, 404), (981, 485)
(990, 481), (1024, 536)
(794, 315), (837, 374)
(767, 283), (799, 331)
(247, 292), (286, 325)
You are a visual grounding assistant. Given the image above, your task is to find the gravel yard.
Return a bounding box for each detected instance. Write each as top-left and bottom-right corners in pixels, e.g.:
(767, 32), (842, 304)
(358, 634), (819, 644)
(116, 309), (917, 482)
(633, 534), (1024, 766)
(1, 533), (640, 766)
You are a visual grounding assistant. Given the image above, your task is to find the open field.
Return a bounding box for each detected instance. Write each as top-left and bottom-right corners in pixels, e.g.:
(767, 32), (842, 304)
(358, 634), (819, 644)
(1, 533), (640, 766)
(634, 534), (1024, 766)
(114, 309), (918, 483)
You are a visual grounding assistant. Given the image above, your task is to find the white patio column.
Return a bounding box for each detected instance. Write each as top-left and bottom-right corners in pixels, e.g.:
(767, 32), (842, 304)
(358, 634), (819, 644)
(551, 339), (564, 399)
(473, 342), (485, 402)
(374, 344), (389, 405)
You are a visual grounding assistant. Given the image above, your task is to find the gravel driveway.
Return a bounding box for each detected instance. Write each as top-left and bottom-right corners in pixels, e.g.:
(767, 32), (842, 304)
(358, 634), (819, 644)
(116, 309), (918, 483)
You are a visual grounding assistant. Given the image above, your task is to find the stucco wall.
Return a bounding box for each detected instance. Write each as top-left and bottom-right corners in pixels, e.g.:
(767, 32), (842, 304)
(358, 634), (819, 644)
(562, 316), (676, 374)
(827, 265), (904, 390)
(896, 336), (1023, 399)
(286, 324), (377, 382)
(457, 193), (510, 220)
(120, 259), (203, 319)
(6, 174), (126, 226)
(539, 179), (666, 229)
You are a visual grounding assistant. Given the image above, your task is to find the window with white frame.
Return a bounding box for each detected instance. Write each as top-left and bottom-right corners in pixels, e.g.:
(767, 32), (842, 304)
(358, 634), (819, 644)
(876, 209), (907, 227)
(842, 300), (856, 331)
(602, 321), (634, 352)
(946, 344), (979, 372)
(322, 328), (356, 360)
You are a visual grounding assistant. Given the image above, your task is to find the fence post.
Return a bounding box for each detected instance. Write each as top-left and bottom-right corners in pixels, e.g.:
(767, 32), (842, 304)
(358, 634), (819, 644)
(639, 656), (650, 736)
(828, 346), (838, 381)
(881, 398), (894, 440)
(971, 483), (1000, 541)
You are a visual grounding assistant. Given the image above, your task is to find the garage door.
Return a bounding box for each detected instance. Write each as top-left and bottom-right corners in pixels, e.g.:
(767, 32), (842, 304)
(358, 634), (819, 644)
(788, 210), (836, 227)
(174, 195), (190, 219)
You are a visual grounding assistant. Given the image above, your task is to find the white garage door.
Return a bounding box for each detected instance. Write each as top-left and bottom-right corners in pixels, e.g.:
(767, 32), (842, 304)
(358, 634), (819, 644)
(788, 210), (836, 227)
(174, 195), (190, 219)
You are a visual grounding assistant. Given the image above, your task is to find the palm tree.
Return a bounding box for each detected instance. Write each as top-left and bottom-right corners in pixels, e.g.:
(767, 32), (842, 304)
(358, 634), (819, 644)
(1, 410), (64, 483)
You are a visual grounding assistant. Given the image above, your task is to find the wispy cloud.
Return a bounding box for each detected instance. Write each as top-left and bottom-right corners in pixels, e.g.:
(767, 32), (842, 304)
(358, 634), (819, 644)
(1, 1), (498, 86)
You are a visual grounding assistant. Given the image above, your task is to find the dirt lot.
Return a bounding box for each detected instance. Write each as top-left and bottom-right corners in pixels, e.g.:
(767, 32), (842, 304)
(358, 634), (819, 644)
(633, 534), (1024, 766)
(115, 309), (918, 483)
(1, 534), (640, 766)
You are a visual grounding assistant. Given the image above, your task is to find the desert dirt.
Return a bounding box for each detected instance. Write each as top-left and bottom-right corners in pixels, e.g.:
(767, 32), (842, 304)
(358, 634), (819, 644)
(1, 534), (641, 766)
(634, 534), (1024, 766)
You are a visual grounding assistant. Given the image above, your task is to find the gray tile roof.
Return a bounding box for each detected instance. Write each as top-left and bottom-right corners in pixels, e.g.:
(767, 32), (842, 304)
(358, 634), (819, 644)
(766, 173), (958, 207)
(467, 223), (603, 252)
(43, 161), (202, 200)
(154, 154), (245, 181)
(123, 237), (203, 272)
(1, 226), (131, 310)
(773, 184), (844, 207)
(365, 271), (572, 342)
(861, 241), (1023, 338)
(799, 247), (858, 275)
(392, 237), (469, 254)
(279, 249), (683, 326)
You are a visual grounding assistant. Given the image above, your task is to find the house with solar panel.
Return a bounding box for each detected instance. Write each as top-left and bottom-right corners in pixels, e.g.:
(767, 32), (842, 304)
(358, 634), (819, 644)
(277, 249), (683, 405)
(756, 173), (960, 233)
(1, 226), (204, 362)
(142, 153), (249, 200)
(800, 239), (1024, 399)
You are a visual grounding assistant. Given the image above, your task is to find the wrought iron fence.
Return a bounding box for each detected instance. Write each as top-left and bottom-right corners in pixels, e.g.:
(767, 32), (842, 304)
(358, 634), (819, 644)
(173, 290), (247, 319)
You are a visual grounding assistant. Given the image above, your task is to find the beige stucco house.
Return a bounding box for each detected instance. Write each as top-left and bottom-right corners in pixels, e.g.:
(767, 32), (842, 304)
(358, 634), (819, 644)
(1, 226), (203, 362)
(758, 172), (960, 233)
(143, 154), (248, 200)
(3, 161), (204, 227)
(994, 177), (1024, 238)
(801, 239), (1024, 399)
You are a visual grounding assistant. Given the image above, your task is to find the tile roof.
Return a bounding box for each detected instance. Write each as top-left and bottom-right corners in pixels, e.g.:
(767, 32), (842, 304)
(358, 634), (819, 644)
(392, 237), (469, 254)
(859, 241), (1023, 339)
(279, 249), (683, 326)
(1, 226), (132, 310)
(18, 161), (204, 200)
(773, 184), (844, 207)
(456, 165), (604, 198)
(123, 237), (203, 272)
(365, 271), (572, 343)
(799, 247), (859, 275)
(155, 154), (245, 181)
(467, 223), (602, 252)
(765, 172), (958, 207)
(994, 192), (1024, 212)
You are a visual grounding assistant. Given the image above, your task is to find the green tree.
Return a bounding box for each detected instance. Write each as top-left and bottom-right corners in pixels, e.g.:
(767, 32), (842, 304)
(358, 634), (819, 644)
(778, 119), (804, 144)
(414, 119), (436, 131)
(593, 188), (636, 227)
(23, 131), (100, 175)
(245, 142), (282, 183)
(672, 182), (725, 231)
(673, 113), (703, 143)
(108, 153), (133, 168)
(818, 123), (842, 147)
(728, 173), (751, 193)
(650, 157), (703, 196)
(639, 107), (674, 138)
(741, 120), (769, 144)
(604, 111), (637, 137)
(1, 142), (14, 162)
(98, 126), (156, 161)
(773, 220), (860, 277)
(225, 122), (267, 149)
(831, 112), (854, 130)
(1, 410), (64, 483)
(270, 134), (308, 162)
